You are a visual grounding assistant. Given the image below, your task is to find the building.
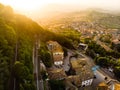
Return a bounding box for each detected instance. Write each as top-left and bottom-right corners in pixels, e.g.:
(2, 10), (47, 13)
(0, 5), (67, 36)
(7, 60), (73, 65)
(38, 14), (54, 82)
(112, 39), (120, 52)
(114, 84), (120, 90)
(112, 39), (120, 45)
(66, 75), (81, 87)
(47, 68), (66, 80)
(47, 41), (64, 66)
(78, 43), (88, 51)
(70, 58), (94, 87)
(97, 82), (108, 90)
(107, 79), (120, 90)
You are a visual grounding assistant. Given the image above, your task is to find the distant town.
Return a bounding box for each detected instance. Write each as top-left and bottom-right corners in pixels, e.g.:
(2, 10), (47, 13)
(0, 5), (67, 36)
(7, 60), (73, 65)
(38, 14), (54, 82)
(1, 2), (120, 90)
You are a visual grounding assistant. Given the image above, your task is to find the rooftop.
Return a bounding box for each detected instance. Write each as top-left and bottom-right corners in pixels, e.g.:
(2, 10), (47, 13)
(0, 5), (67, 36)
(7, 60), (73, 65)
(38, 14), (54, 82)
(66, 75), (81, 87)
(112, 39), (120, 44)
(114, 84), (120, 90)
(47, 40), (63, 53)
(47, 68), (67, 80)
(70, 58), (94, 80)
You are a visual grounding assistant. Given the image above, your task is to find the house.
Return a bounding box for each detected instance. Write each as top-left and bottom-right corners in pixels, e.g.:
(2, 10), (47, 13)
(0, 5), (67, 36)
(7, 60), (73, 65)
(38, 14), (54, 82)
(66, 75), (81, 87)
(47, 68), (66, 80)
(107, 79), (120, 90)
(96, 80), (120, 90)
(70, 58), (94, 87)
(47, 41), (64, 66)
(97, 82), (108, 90)
(112, 39), (120, 52)
(114, 84), (120, 90)
(78, 43), (88, 51)
(112, 39), (120, 45)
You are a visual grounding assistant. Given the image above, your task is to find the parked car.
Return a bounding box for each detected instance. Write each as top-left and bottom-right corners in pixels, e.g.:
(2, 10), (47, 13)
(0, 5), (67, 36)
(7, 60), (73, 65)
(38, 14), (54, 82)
(93, 75), (96, 79)
(104, 77), (108, 80)
(108, 68), (113, 72)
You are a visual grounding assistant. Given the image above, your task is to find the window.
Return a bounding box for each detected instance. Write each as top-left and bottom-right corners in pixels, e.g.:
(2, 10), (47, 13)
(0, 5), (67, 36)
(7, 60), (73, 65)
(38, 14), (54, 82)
(82, 79), (93, 86)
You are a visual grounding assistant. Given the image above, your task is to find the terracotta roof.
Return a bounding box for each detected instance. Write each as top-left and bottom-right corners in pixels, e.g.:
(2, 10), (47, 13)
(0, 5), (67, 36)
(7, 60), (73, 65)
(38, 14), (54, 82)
(66, 75), (81, 87)
(99, 82), (108, 86)
(71, 60), (83, 69)
(97, 82), (108, 90)
(71, 58), (86, 67)
(47, 41), (64, 62)
(48, 69), (67, 80)
(47, 40), (63, 53)
(112, 39), (120, 44)
(70, 58), (93, 80)
(114, 84), (120, 90)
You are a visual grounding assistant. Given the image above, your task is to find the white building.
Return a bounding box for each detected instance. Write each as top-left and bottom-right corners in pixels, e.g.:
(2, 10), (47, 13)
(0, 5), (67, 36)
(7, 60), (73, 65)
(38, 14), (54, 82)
(47, 41), (64, 66)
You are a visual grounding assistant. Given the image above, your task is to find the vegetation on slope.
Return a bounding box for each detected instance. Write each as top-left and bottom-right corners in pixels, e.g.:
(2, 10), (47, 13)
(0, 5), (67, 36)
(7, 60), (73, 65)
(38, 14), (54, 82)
(0, 3), (43, 90)
(0, 3), (76, 90)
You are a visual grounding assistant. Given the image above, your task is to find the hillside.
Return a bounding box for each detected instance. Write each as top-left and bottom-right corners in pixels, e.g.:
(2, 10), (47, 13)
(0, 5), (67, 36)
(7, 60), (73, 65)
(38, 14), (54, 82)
(40, 9), (120, 30)
(0, 3), (76, 90)
(1, 3), (120, 89)
(0, 3), (44, 90)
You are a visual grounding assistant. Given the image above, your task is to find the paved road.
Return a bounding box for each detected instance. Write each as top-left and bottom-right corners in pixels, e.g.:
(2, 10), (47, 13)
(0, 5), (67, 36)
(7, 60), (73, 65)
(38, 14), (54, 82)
(63, 50), (73, 71)
(101, 68), (116, 79)
(33, 41), (44, 90)
(92, 70), (107, 86)
(33, 42), (40, 90)
(40, 80), (44, 90)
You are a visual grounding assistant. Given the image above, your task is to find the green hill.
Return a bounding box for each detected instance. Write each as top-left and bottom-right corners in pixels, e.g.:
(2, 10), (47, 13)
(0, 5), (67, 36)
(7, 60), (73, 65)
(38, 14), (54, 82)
(0, 3), (44, 90)
(0, 3), (76, 90)
(86, 10), (120, 29)
(41, 9), (120, 30)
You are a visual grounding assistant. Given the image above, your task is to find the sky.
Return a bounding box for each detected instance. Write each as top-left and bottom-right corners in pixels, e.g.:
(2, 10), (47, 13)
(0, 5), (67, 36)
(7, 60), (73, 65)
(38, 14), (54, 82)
(0, 0), (120, 18)
(0, 0), (120, 12)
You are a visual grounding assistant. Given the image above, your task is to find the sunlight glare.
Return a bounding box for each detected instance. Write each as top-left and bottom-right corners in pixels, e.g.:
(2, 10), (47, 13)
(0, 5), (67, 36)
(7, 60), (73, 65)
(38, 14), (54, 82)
(0, 0), (49, 12)
(0, 0), (120, 12)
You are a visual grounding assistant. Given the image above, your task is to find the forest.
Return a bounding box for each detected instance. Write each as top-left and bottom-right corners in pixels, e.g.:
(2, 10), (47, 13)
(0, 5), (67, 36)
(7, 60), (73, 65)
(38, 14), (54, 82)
(0, 3), (79, 90)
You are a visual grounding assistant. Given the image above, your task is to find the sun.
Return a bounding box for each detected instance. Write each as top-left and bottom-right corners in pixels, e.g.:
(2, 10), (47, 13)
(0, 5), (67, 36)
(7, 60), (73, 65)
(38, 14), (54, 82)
(0, 0), (48, 12)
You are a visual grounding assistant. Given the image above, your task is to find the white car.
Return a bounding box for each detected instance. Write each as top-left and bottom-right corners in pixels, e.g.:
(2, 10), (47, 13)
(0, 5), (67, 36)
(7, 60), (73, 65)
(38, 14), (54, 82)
(108, 68), (113, 72)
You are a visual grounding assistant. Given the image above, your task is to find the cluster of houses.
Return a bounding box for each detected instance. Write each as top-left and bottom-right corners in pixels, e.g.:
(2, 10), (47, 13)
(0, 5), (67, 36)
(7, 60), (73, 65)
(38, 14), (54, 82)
(45, 40), (94, 89)
(40, 40), (120, 90)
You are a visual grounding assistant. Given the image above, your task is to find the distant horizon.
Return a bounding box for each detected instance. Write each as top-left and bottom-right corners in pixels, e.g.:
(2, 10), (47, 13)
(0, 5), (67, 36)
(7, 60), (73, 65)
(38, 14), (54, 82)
(0, 0), (120, 19)
(0, 0), (120, 12)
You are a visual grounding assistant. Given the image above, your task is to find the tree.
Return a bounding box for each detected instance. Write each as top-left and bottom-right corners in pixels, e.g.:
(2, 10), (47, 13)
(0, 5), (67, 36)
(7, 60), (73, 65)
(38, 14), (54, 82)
(14, 61), (29, 80)
(114, 66), (120, 78)
(0, 52), (9, 90)
(41, 70), (48, 80)
(39, 49), (53, 67)
(13, 61), (35, 90)
(49, 80), (65, 90)
(95, 57), (109, 67)
(0, 3), (79, 90)
(99, 34), (112, 43)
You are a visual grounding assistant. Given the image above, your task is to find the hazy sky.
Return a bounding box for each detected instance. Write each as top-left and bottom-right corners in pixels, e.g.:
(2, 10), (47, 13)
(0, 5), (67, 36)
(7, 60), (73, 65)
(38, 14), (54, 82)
(0, 0), (120, 12)
(0, 0), (120, 19)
